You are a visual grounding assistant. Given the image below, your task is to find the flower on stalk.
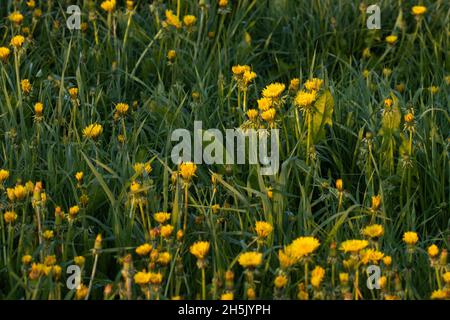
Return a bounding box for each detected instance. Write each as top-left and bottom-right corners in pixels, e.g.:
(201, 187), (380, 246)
(411, 6), (427, 17)
(262, 83), (285, 100)
(339, 239), (368, 253)
(82, 123), (103, 139)
(4, 211), (17, 224)
(9, 12), (24, 25)
(238, 252), (263, 269)
(255, 221), (273, 239)
(362, 224), (384, 239)
(304, 78), (323, 91)
(101, 0), (116, 12)
(115, 103), (129, 116)
(0, 47), (11, 62)
(311, 266), (325, 288)
(154, 212), (170, 224)
(136, 243), (152, 256)
(402, 231), (418, 245)
(179, 162), (197, 182)
(165, 10), (181, 29)
(385, 35), (398, 45)
(21, 79), (32, 95)
(190, 241), (210, 269)
(0, 169), (9, 183)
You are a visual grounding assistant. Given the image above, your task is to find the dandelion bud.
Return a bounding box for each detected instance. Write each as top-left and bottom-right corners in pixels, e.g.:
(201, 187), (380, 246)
(247, 287), (256, 300)
(94, 234), (102, 251)
(440, 249), (448, 267)
(336, 179), (343, 192)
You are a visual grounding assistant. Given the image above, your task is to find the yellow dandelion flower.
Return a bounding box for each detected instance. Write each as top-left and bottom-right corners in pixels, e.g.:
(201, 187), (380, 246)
(262, 82), (285, 99)
(74, 256), (85, 267)
(82, 123), (103, 139)
(257, 97), (272, 111)
(371, 195), (381, 211)
(154, 212), (171, 224)
(238, 252), (263, 269)
(385, 35), (398, 45)
(11, 35), (25, 48)
(160, 224), (174, 238)
(183, 15), (197, 27)
(9, 11), (24, 24)
(149, 272), (163, 285)
(75, 284), (89, 299)
(289, 78), (300, 92)
(428, 244), (439, 258)
(136, 243), (152, 256)
(339, 239), (368, 253)
(311, 266), (325, 288)
(246, 109), (259, 121)
(43, 230), (54, 240)
(0, 169), (9, 182)
(336, 179), (344, 192)
(22, 255), (33, 265)
(261, 108), (276, 122)
(101, 0), (116, 12)
(411, 6), (427, 16)
(165, 10), (181, 29)
(69, 87), (78, 99)
(4, 211), (18, 224)
(115, 103), (129, 115)
(289, 236), (320, 259)
(403, 231), (419, 245)
(190, 241), (210, 260)
(218, 0), (228, 8)
(360, 249), (384, 264)
(431, 289), (448, 300)
(294, 90), (317, 108)
(0, 47), (11, 62)
(383, 256), (392, 266)
(232, 64), (251, 76)
(134, 271), (150, 285)
(362, 224), (384, 239)
(220, 292), (234, 300)
(21, 79), (32, 95)
(274, 275), (288, 289)
(243, 70), (257, 86)
(167, 49), (176, 61)
(157, 252), (171, 266)
(34, 102), (44, 116)
(255, 221), (273, 239)
(179, 162), (197, 181)
(442, 272), (450, 284)
(304, 78), (323, 91)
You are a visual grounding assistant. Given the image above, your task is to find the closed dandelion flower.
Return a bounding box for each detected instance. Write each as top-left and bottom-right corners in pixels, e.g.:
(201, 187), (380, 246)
(335, 179), (344, 192)
(75, 171), (84, 184)
(190, 241), (210, 260)
(411, 5), (427, 16)
(385, 35), (398, 45)
(0, 169), (9, 182)
(221, 292), (233, 300)
(154, 212), (171, 224)
(149, 272), (163, 285)
(68, 87), (78, 100)
(21, 79), (32, 95)
(304, 78), (323, 91)
(136, 243), (152, 256)
(274, 275), (288, 289)
(246, 109), (259, 121)
(255, 221), (273, 239)
(22, 255), (32, 265)
(362, 224), (384, 239)
(69, 205), (80, 220)
(0, 47), (11, 62)
(82, 123), (103, 139)
(43, 230), (54, 240)
(74, 256), (85, 267)
(101, 0), (116, 12)
(428, 244), (439, 258)
(160, 224), (174, 238)
(262, 83), (285, 99)
(179, 162), (197, 182)
(167, 49), (176, 61)
(115, 103), (129, 115)
(157, 252), (171, 266)
(371, 195), (381, 211)
(431, 289), (448, 300)
(218, 0), (228, 8)
(4, 211), (17, 224)
(9, 12), (24, 25)
(403, 231), (418, 245)
(383, 256), (392, 266)
(289, 78), (300, 92)
(442, 272), (450, 284)
(75, 284), (89, 299)
(238, 252), (263, 269)
(27, 0), (36, 8)
(13, 185), (27, 200)
(429, 86), (439, 94)
(183, 15), (197, 27)
(339, 239), (368, 253)
(34, 102), (44, 118)
(165, 10), (181, 29)
(310, 266), (325, 288)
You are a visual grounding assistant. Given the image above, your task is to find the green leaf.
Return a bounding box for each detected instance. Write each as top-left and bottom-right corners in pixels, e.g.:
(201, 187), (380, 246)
(311, 90), (334, 143)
